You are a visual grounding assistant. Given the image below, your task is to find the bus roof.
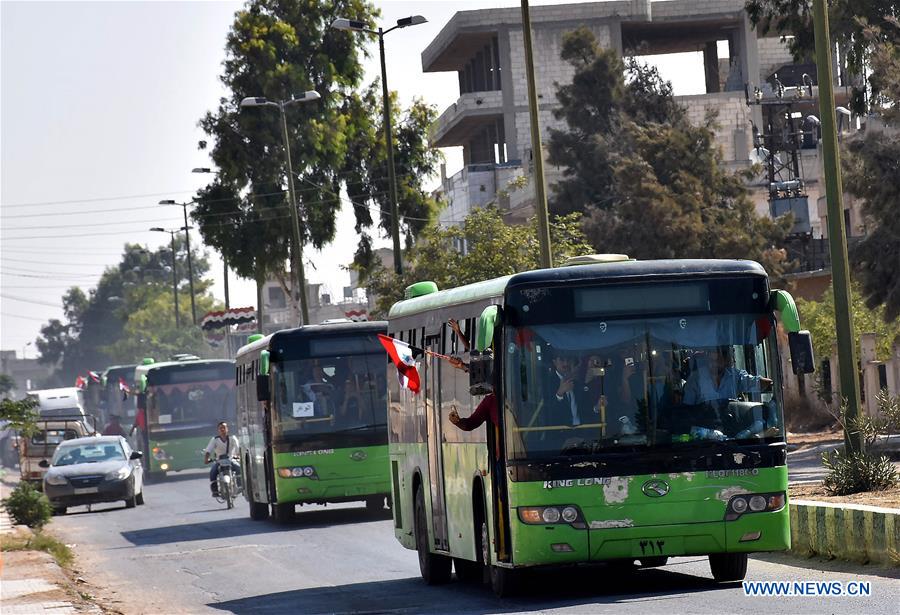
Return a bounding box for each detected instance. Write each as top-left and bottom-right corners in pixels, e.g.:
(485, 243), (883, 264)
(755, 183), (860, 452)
(134, 358), (234, 380)
(236, 321), (388, 359)
(387, 259), (766, 319)
(102, 364), (136, 377)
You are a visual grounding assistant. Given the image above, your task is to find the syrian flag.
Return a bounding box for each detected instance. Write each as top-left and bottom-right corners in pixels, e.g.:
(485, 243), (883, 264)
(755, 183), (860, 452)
(75, 375), (87, 389)
(119, 377), (130, 401)
(378, 334), (421, 393)
(88, 370), (101, 383)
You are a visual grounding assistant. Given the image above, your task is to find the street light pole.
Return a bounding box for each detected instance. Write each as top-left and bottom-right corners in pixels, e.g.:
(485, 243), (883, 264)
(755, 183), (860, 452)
(812, 0), (863, 453)
(240, 91), (320, 326)
(332, 15), (428, 276)
(150, 227), (185, 328)
(159, 200), (197, 325)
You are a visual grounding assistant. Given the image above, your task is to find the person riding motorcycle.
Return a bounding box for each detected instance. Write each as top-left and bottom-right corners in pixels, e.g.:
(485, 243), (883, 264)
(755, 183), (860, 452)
(204, 421), (241, 497)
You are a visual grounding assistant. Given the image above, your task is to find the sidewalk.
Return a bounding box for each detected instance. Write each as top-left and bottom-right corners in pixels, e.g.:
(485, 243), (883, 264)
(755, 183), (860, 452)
(1, 474), (102, 614)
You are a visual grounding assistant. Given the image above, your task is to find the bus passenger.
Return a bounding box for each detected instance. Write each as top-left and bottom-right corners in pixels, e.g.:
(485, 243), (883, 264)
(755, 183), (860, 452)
(449, 394), (497, 430)
(682, 346), (772, 406)
(543, 350), (592, 427)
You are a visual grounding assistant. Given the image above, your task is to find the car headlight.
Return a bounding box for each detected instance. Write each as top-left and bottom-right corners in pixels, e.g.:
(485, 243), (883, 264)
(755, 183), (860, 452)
(105, 466), (131, 481)
(45, 473), (67, 486)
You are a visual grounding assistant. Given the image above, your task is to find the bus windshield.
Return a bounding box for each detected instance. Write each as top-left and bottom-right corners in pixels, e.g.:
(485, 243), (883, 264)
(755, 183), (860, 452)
(147, 379), (235, 434)
(503, 312), (783, 461)
(273, 353), (387, 446)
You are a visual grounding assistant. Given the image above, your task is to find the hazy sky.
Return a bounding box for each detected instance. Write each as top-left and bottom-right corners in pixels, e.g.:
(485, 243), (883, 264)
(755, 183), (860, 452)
(1, 0), (705, 360)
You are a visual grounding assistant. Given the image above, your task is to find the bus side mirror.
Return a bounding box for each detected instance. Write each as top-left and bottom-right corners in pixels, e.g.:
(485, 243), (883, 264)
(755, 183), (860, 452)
(788, 331), (815, 374)
(469, 350), (494, 396)
(256, 375), (270, 402)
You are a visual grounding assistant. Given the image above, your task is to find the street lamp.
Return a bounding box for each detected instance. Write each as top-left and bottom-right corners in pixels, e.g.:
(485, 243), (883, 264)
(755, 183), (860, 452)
(158, 199), (198, 325)
(192, 167), (230, 310)
(150, 226), (190, 328)
(331, 14), (428, 275)
(239, 90), (321, 326)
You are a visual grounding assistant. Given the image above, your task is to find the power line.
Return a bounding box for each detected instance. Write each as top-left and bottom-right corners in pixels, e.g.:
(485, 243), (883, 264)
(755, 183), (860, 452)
(1, 311), (53, 323)
(0, 294), (63, 308)
(0, 189), (198, 209)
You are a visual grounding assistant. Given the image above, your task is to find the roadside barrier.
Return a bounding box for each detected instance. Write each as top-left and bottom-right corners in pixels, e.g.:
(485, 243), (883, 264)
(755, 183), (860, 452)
(790, 499), (899, 566)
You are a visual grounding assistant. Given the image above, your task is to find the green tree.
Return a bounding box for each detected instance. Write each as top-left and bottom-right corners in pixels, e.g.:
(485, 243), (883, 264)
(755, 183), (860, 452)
(366, 207), (593, 316)
(796, 282), (900, 365)
(546, 29), (790, 274)
(0, 397), (39, 436)
(36, 241), (216, 382)
(195, 0), (441, 312)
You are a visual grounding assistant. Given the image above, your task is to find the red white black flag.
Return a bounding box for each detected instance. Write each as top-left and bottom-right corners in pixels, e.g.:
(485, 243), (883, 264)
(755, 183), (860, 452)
(378, 334), (421, 393)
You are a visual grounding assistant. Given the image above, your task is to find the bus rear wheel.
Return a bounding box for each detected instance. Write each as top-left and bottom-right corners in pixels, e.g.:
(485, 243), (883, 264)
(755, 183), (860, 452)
(414, 487), (451, 585)
(709, 552), (748, 582)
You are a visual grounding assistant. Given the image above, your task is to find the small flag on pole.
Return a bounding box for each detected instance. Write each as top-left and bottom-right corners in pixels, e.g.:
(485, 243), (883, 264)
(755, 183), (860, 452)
(75, 375), (87, 389)
(88, 371), (101, 383)
(378, 334), (421, 393)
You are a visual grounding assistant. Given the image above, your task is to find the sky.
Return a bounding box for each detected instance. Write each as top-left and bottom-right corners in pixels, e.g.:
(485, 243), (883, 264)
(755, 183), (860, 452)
(1, 0), (707, 361)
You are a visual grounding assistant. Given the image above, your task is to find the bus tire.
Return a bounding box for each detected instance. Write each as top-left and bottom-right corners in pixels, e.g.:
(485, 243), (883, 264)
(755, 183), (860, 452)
(454, 558), (482, 583)
(365, 495), (384, 512)
(709, 552), (748, 582)
(490, 565), (519, 598)
(52, 506), (66, 516)
(272, 502), (293, 523)
(638, 556), (668, 568)
(246, 474), (269, 521)
(414, 486), (451, 585)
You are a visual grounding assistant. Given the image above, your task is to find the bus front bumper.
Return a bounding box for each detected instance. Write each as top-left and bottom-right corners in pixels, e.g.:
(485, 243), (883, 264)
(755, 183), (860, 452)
(509, 506), (790, 566)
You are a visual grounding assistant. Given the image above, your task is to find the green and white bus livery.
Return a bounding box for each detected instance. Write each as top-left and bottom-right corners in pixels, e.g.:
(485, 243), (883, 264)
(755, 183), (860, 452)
(134, 358), (235, 476)
(236, 321), (390, 522)
(386, 257), (814, 595)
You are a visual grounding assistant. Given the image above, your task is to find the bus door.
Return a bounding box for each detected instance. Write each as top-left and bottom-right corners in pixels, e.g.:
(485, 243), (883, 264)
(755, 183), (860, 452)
(424, 329), (450, 551)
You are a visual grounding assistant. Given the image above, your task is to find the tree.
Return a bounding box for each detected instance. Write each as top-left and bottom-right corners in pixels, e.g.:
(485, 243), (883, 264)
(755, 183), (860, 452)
(366, 207), (593, 316)
(745, 3), (900, 319)
(546, 29), (790, 274)
(796, 282), (900, 366)
(195, 0), (441, 314)
(35, 241), (217, 382)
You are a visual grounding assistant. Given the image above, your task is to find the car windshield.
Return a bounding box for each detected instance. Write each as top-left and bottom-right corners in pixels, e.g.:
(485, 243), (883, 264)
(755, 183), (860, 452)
(273, 353), (387, 445)
(503, 312), (783, 461)
(53, 442), (125, 466)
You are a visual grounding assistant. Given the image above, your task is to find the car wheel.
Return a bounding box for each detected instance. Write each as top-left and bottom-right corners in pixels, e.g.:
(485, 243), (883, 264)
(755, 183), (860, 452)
(125, 478), (137, 508)
(52, 506), (67, 516)
(136, 490), (145, 506)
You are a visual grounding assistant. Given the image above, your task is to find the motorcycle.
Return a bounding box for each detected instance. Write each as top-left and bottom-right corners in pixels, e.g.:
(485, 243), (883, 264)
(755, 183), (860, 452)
(210, 455), (242, 509)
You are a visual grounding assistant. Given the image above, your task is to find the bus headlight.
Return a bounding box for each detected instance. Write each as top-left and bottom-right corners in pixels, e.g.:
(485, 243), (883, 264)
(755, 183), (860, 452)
(277, 466), (318, 480)
(725, 492), (786, 520)
(151, 447), (169, 460)
(518, 505), (584, 527)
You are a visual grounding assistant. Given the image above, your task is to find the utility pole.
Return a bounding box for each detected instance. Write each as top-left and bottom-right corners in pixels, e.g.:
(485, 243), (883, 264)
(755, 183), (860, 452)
(279, 104), (310, 325)
(813, 0), (863, 452)
(379, 29), (403, 275)
(521, 0), (553, 268)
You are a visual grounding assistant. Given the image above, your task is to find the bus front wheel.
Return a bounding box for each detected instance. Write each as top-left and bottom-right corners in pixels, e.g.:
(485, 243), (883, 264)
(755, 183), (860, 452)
(272, 502), (293, 523)
(414, 487), (451, 585)
(709, 552), (748, 582)
(490, 565), (520, 598)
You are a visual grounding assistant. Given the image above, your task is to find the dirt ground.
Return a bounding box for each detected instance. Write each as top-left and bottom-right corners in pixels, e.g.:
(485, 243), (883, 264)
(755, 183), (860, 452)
(789, 483), (900, 509)
(786, 427), (844, 449)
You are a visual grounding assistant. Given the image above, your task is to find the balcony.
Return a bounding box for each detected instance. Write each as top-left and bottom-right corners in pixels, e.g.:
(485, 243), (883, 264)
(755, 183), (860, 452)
(430, 90), (504, 148)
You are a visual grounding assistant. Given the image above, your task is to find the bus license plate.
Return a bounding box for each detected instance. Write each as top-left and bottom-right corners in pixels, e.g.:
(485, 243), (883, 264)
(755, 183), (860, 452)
(74, 487), (99, 494)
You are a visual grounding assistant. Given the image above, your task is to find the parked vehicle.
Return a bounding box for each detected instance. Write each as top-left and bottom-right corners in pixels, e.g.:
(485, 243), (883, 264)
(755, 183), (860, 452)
(18, 416), (96, 487)
(41, 435), (144, 514)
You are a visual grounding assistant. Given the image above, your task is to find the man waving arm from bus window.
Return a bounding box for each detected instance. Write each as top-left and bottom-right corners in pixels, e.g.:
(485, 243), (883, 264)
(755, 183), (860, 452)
(449, 393), (497, 431)
(448, 318), (471, 373)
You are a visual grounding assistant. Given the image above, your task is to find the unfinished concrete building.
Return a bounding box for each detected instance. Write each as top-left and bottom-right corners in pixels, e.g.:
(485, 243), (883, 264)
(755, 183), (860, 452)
(423, 0), (860, 247)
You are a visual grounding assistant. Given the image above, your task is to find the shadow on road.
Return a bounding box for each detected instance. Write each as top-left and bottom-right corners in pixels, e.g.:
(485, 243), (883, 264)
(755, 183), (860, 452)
(208, 565), (724, 614)
(120, 506), (391, 546)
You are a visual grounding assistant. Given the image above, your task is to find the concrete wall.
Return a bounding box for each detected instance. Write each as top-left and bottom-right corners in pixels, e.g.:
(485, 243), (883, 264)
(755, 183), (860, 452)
(757, 36), (795, 82)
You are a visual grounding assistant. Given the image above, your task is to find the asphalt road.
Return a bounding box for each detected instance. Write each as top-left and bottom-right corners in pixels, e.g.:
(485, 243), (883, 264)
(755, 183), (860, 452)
(47, 469), (899, 614)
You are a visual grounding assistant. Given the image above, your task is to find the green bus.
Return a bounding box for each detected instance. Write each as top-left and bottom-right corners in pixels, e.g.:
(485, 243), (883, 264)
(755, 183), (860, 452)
(236, 322), (391, 522)
(386, 257), (814, 595)
(134, 358), (235, 476)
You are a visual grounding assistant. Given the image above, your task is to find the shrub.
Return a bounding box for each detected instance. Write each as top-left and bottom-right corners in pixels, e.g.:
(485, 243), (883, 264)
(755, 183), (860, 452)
(822, 449), (899, 496)
(2, 481), (52, 529)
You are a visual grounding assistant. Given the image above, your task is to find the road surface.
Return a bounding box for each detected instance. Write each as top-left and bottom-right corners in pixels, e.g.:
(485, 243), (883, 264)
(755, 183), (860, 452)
(49, 470), (899, 614)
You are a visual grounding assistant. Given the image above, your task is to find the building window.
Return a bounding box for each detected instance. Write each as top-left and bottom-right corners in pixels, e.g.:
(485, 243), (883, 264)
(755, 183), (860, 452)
(268, 286), (286, 309)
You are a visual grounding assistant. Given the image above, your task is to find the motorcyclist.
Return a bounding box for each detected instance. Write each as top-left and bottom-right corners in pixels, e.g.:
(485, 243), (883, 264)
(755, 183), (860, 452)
(204, 421), (241, 497)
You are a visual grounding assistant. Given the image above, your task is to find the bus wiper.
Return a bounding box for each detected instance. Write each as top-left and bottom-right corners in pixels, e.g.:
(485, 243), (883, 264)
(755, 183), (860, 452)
(332, 423), (386, 433)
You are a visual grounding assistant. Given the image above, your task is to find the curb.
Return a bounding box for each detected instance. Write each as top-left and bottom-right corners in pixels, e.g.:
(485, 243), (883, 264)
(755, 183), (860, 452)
(790, 499), (900, 566)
